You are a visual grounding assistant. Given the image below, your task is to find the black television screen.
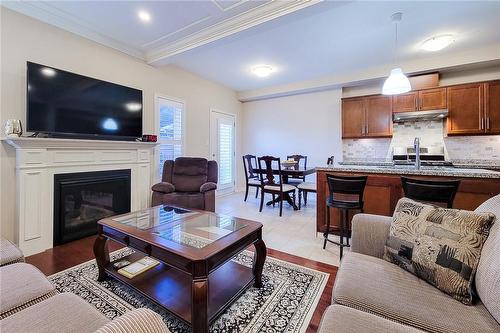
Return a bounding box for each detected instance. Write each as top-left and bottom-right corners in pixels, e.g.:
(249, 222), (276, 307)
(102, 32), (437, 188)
(27, 62), (143, 139)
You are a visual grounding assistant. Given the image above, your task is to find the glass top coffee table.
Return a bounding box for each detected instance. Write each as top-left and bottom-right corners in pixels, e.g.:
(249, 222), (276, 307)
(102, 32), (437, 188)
(94, 205), (266, 333)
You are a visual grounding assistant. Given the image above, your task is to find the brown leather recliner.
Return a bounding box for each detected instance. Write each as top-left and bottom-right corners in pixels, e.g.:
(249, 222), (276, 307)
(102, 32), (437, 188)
(151, 157), (218, 212)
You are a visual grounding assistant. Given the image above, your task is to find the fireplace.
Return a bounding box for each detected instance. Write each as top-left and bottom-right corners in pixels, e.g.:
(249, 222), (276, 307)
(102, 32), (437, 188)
(54, 170), (131, 245)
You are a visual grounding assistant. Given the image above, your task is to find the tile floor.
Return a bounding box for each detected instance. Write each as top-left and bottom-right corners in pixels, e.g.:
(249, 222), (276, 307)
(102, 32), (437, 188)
(216, 190), (341, 267)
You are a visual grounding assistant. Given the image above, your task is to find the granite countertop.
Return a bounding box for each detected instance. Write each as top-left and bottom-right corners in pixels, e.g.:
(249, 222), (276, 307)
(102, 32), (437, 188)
(316, 163), (500, 179)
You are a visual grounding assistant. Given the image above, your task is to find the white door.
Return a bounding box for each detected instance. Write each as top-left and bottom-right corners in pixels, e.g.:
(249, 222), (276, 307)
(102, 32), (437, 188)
(210, 111), (235, 195)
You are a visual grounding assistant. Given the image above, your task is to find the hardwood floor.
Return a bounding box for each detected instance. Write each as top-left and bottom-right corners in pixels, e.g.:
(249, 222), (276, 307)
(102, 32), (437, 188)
(26, 235), (337, 333)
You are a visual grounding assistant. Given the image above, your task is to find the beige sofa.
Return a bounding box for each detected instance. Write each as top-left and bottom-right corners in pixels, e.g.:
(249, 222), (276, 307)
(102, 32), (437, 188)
(319, 194), (500, 333)
(0, 239), (170, 333)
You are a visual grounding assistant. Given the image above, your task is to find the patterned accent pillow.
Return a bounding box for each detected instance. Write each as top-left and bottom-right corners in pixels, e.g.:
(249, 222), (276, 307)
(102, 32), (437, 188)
(384, 197), (495, 304)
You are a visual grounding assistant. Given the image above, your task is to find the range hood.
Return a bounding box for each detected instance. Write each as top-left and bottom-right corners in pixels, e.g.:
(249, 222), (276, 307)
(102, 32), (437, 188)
(393, 109), (448, 123)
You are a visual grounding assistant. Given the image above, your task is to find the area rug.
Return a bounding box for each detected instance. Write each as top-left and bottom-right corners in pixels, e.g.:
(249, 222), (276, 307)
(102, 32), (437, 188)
(49, 247), (328, 333)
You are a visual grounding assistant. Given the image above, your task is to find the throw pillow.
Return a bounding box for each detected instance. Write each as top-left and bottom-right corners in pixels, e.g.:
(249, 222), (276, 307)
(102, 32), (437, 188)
(384, 197), (495, 304)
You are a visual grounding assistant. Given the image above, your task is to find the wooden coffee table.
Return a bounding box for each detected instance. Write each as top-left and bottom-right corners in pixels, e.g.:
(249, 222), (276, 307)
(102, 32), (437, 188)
(93, 205), (266, 333)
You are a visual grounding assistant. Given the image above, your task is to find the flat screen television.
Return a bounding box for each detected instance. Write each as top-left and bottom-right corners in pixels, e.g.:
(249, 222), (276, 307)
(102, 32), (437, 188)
(27, 62), (143, 140)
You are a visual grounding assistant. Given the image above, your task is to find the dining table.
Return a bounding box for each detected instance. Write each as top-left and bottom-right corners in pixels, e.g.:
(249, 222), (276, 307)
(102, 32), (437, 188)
(254, 166), (316, 210)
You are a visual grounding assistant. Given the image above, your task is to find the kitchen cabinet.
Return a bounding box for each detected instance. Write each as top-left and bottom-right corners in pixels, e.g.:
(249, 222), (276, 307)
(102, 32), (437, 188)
(447, 83), (484, 135)
(342, 98), (365, 138)
(392, 88), (446, 113)
(342, 96), (392, 138)
(485, 80), (500, 134)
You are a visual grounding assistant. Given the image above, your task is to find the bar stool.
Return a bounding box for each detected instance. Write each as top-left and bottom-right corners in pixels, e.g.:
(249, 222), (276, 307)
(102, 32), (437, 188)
(401, 177), (460, 208)
(323, 174), (368, 259)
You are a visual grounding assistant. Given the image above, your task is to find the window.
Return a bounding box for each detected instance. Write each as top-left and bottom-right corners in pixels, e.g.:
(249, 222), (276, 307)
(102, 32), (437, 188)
(157, 97), (184, 177)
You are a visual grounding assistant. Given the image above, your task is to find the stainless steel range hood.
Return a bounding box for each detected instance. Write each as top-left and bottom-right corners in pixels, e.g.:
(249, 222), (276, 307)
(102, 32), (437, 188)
(393, 110), (448, 123)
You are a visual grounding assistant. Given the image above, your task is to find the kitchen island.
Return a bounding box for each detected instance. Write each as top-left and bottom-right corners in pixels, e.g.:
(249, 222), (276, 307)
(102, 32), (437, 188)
(316, 164), (500, 233)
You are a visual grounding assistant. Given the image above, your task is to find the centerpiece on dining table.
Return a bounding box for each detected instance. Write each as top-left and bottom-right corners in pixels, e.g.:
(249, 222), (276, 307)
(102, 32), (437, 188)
(281, 159), (298, 169)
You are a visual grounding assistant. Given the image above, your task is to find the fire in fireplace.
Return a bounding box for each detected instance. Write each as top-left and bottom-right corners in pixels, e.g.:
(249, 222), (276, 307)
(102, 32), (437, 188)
(53, 170), (131, 245)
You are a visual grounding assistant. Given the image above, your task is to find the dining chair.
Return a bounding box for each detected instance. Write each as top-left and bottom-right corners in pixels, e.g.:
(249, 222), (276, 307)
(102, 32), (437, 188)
(242, 154), (260, 201)
(258, 156), (297, 217)
(286, 155), (308, 185)
(401, 177), (461, 208)
(327, 156), (335, 165)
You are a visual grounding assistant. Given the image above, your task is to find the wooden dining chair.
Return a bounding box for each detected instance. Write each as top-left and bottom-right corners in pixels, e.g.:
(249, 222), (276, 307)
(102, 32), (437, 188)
(286, 155), (308, 185)
(258, 156), (297, 217)
(242, 155), (260, 201)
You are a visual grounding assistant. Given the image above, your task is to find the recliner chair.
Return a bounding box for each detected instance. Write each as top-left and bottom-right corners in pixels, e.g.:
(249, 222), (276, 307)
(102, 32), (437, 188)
(151, 157), (218, 212)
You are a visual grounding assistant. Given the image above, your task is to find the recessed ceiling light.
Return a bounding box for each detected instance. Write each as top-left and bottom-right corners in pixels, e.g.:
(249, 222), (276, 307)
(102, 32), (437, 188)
(421, 35), (455, 52)
(252, 65), (274, 78)
(137, 10), (151, 23)
(40, 67), (56, 77)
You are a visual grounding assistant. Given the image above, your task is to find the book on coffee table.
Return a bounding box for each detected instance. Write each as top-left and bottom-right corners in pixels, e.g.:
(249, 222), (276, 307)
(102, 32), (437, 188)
(117, 257), (160, 279)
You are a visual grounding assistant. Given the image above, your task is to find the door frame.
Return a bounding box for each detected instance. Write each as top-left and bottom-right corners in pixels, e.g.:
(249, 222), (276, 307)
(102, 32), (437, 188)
(209, 109), (236, 196)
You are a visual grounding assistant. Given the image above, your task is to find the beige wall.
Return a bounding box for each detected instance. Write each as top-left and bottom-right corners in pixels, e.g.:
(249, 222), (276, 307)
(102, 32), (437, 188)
(242, 89), (343, 170)
(0, 8), (242, 241)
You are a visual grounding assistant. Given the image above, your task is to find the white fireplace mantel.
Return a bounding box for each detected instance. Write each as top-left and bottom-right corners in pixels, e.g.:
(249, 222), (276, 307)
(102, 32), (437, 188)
(2, 136), (158, 255)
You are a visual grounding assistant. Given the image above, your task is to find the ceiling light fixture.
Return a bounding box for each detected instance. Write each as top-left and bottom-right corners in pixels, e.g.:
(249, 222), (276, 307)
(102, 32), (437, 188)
(40, 67), (56, 77)
(421, 34), (455, 52)
(137, 10), (151, 23)
(252, 65), (274, 78)
(382, 12), (411, 95)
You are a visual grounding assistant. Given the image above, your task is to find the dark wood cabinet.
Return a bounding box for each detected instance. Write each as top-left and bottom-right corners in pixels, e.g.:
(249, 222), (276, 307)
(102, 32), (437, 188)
(485, 80), (500, 135)
(342, 96), (392, 138)
(392, 92), (418, 113)
(392, 88), (446, 113)
(365, 96), (393, 137)
(447, 83), (485, 135)
(419, 88), (447, 111)
(342, 98), (365, 138)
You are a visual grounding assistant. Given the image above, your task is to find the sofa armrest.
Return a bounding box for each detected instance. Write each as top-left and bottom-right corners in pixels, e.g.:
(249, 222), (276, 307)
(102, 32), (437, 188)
(200, 182), (217, 193)
(95, 308), (170, 333)
(151, 182), (175, 194)
(350, 214), (392, 259)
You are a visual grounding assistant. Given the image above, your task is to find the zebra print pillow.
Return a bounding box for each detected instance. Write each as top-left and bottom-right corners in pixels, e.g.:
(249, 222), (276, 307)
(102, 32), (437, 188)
(384, 197), (495, 305)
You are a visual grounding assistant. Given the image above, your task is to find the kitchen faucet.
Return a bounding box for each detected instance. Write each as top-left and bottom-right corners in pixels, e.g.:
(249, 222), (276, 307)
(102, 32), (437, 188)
(414, 137), (421, 170)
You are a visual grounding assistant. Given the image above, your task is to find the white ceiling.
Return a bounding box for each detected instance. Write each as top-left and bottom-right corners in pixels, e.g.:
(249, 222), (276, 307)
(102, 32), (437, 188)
(4, 1), (500, 92)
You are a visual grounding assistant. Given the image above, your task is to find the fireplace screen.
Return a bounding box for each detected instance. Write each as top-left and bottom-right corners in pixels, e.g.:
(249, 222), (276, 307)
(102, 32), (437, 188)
(54, 170), (131, 245)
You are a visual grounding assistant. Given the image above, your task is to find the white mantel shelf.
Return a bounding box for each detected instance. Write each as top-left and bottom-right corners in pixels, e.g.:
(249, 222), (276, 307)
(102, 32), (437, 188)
(1, 136), (158, 149)
(3, 136), (156, 256)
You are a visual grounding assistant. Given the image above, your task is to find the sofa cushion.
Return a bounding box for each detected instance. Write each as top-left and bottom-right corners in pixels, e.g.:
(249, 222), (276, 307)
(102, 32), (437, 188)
(0, 263), (56, 319)
(384, 197), (495, 304)
(475, 194), (500, 323)
(95, 308), (169, 333)
(160, 192), (205, 210)
(0, 237), (24, 266)
(172, 158), (208, 192)
(0, 293), (109, 333)
(333, 252), (500, 333)
(319, 305), (424, 333)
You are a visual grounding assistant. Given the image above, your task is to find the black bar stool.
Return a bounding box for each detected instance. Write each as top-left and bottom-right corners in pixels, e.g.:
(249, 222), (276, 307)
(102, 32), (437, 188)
(323, 174), (367, 259)
(401, 177), (460, 208)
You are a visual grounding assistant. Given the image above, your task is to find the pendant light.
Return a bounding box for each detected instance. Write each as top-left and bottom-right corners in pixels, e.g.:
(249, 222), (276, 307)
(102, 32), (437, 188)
(382, 12), (411, 95)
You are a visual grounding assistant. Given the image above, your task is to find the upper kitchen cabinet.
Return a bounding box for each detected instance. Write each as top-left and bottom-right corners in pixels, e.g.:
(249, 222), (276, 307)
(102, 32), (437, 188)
(342, 97), (365, 138)
(365, 95), (393, 137)
(447, 83), (484, 135)
(342, 95), (392, 138)
(485, 80), (500, 135)
(392, 88), (446, 113)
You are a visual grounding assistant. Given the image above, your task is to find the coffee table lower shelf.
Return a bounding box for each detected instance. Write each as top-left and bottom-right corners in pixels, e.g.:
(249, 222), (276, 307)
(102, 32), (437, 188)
(105, 252), (254, 324)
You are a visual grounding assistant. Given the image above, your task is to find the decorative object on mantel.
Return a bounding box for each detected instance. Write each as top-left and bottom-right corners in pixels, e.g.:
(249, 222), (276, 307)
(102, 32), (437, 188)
(3, 119), (23, 137)
(382, 12), (411, 95)
(141, 134), (157, 142)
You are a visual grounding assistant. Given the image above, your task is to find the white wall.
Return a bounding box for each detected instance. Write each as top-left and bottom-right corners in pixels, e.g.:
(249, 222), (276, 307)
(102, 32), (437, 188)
(241, 89), (343, 174)
(0, 8), (242, 241)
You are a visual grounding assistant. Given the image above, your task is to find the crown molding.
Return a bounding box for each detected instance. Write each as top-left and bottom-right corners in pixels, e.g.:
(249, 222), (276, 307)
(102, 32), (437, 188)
(2, 1), (147, 60)
(146, 0), (322, 65)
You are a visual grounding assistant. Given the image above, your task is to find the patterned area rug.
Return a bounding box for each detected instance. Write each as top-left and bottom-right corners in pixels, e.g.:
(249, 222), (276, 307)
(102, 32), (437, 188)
(49, 248), (328, 333)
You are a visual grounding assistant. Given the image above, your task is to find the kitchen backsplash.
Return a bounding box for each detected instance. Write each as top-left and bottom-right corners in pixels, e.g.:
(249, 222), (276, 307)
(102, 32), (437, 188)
(342, 120), (500, 163)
